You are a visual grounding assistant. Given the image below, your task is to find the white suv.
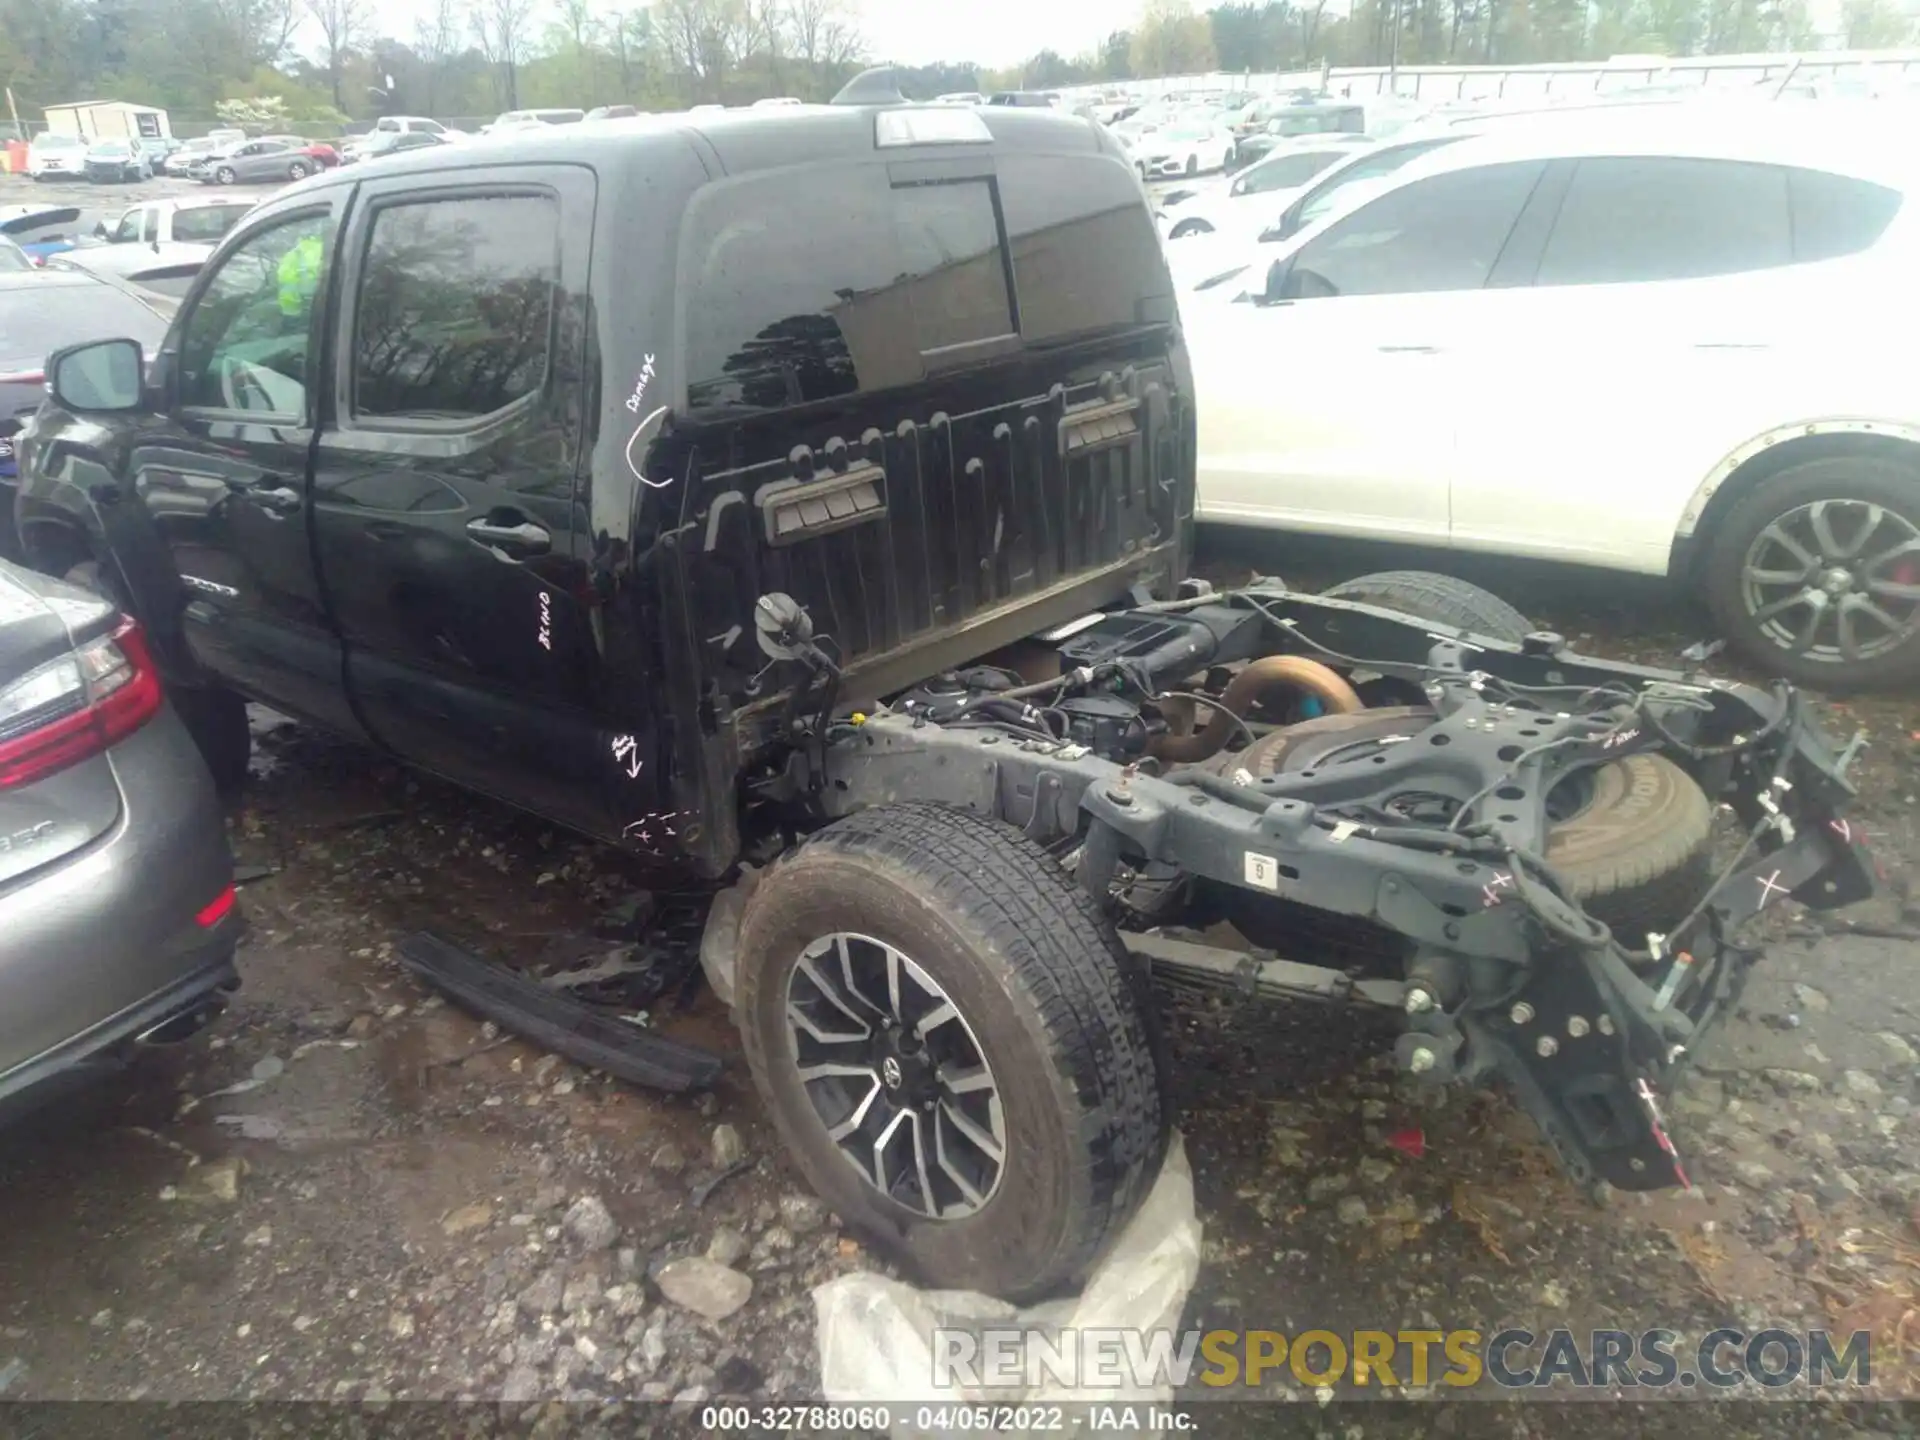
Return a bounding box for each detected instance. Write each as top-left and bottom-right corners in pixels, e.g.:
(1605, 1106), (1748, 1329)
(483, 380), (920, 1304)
(1187, 105), (1920, 686)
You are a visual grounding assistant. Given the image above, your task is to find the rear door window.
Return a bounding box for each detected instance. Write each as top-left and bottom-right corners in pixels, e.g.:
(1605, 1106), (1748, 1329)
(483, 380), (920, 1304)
(351, 193), (559, 421)
(1534, 157), (1791, 286)
(1788, 167), (1902, 262)
(1284, 161), (1546, 298)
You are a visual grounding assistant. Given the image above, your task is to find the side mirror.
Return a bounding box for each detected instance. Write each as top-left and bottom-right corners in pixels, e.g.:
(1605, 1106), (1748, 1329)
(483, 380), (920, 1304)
(48, 338), (146, 413)
(1258, 257), (1298, 307)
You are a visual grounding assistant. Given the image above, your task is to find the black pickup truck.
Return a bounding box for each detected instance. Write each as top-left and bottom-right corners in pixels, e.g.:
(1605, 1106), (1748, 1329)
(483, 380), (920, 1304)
(14, 78), (1875, 1303)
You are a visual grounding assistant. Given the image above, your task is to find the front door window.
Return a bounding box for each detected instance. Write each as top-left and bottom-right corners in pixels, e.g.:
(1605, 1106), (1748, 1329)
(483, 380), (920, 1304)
(177, 211), (334, 417)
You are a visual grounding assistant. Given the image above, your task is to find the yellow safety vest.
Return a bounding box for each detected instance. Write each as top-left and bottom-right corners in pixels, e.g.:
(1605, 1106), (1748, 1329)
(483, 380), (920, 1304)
(277, 235), (324, 318)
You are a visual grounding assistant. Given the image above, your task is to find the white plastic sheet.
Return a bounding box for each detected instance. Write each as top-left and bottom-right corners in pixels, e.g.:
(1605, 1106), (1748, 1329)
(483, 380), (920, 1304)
(814, 1135), (1200, 1439)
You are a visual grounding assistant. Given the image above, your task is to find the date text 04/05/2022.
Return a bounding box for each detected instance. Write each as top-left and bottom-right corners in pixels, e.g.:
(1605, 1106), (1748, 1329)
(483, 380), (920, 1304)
(695, 1405), (1194, 1432)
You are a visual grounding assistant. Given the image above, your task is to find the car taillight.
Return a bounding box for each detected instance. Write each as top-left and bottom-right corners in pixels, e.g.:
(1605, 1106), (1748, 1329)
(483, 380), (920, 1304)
(196, 883), (237, 928)
(0, 617), (165, 790)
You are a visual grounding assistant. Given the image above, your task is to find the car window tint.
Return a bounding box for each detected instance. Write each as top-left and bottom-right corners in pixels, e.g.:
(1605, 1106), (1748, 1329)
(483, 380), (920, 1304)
(1788, 167), (1902, 262)
(352, 193), (558, 421)
(997, 154), (1169, 344)
(178, 211), (333, 416)
(891, 180), (1015, 352)
(1244, 150), (1344, 193)
(1535, 157), (1791, 286)
(685, 167), (1013, 413)
(1287, 161), (1545, 299)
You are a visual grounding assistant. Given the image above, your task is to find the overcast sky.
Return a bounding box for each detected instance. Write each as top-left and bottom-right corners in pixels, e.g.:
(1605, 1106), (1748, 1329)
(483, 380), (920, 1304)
(855, 0), (1130, 69)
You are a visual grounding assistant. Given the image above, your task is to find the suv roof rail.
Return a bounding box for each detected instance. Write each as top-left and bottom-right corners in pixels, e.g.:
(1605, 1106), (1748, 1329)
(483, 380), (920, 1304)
(832, 66), (910, 107)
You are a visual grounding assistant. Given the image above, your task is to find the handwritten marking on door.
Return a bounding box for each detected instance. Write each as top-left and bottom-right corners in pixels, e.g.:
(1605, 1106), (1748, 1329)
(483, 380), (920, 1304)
(627, 405), (671, 489)
(623, 811), (684, 852)
(537, 590), (553, 651)
(624, 355), (657, 414)
(610, 734), (643, 780)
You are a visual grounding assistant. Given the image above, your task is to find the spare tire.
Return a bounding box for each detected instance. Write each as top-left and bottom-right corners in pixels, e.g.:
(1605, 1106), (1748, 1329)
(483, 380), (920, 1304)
(1322, 570), (1535, 644)
(1229, 708), (1713, 938)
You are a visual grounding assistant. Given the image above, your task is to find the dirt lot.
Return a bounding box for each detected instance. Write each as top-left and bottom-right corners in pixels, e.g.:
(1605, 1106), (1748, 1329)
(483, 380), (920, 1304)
(1, 302), (1917, 1428)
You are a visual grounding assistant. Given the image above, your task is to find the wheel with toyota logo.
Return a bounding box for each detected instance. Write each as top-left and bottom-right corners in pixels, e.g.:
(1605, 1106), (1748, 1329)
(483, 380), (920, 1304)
(733, 802), (1170, 1303)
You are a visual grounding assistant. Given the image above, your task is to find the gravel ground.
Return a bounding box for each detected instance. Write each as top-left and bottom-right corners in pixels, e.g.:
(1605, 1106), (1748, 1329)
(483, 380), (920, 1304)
(3, 191), (1918, 1428)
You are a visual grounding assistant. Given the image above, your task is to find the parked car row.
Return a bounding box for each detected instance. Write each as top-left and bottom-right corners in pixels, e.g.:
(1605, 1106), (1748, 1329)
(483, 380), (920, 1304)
(1182, 101), (1920, 685)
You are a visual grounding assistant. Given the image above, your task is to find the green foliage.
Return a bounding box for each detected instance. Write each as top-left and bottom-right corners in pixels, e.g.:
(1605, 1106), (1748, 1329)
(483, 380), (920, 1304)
(0, 0), (1911, 133)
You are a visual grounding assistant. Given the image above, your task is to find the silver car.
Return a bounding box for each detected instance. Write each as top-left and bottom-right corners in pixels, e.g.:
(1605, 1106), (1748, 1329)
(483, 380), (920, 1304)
(191, 137), (318, 186)
(0, 559), (240, 1123)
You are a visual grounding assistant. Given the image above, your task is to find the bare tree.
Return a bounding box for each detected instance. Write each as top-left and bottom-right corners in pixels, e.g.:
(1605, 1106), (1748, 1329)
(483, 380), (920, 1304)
(610, 8), (656, 97)
(788, 0), (860, 69)
(412, 0), (462, 110)
(659, 0), (749, 102)
(745, 0), (787, 92)
(474, 0), (537, 108)
(556, 0), (604, 94)
(210, 0), (301, 68)
(306, 0), (370, 111)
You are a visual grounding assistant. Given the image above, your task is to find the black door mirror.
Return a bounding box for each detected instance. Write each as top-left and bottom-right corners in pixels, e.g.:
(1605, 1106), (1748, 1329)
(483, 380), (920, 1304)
(1257, 257), (1298, 306)
(47, 338), (146, 413)
(92, 220), (110, 239)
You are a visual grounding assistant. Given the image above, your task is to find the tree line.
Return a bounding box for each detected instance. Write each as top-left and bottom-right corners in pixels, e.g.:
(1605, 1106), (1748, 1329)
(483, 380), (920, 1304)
(1006, 0), (1918, 91)
(1, 0), (1914, 136)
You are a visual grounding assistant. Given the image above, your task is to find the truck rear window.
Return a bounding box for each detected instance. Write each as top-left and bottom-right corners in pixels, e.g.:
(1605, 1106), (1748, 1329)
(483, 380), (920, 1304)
(684, 167), (1017, 414)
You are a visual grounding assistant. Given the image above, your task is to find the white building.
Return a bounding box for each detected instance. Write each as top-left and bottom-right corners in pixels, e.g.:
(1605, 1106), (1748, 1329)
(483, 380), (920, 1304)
(42, 101), (173, 143)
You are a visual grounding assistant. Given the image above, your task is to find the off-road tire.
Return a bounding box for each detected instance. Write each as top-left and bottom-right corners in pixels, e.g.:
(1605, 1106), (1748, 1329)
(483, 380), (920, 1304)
(64, 560), (252, 795)
(734, 802), (1170, 1302)
(1323, 569), (1536, 643)
(1234, 707), (1713, 937)
(1702, 456), (1920, 688)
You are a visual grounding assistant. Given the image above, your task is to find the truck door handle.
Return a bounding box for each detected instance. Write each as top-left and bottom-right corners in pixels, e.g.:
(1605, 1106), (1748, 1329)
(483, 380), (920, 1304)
(466, 516), (551, 557)
(228, 474), (303, 515)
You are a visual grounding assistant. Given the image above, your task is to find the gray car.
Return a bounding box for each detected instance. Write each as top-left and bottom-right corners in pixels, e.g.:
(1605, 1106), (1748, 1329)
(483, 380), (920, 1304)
(0, 559), (240, 1123)
(191, 137), (317, 186)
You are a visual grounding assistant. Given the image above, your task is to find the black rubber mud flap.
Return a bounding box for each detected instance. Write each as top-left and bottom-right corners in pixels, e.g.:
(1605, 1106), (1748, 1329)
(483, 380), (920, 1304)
(397, 931), (723, 1093)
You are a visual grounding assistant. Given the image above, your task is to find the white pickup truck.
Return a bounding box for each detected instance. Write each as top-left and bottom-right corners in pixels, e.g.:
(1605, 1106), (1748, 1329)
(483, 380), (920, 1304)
(47, 197), (255, 295)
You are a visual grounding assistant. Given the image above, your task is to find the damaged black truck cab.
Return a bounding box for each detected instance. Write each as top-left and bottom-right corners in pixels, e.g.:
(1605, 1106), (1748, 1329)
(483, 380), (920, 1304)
(16, 83), (1876, 1303)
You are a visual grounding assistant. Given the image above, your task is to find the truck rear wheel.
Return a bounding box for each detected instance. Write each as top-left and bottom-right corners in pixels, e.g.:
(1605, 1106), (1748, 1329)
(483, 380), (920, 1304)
(734, 803), (1169, 1302)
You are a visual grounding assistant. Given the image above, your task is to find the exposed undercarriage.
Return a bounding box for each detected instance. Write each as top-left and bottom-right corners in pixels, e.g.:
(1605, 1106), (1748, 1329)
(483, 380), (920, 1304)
(751, 575), (1877, 1197)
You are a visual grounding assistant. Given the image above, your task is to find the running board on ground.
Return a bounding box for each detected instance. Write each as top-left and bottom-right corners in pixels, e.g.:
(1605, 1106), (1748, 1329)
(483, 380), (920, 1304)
(1121, 930), (1406, 1009)
(396, 931), (724, 1093)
